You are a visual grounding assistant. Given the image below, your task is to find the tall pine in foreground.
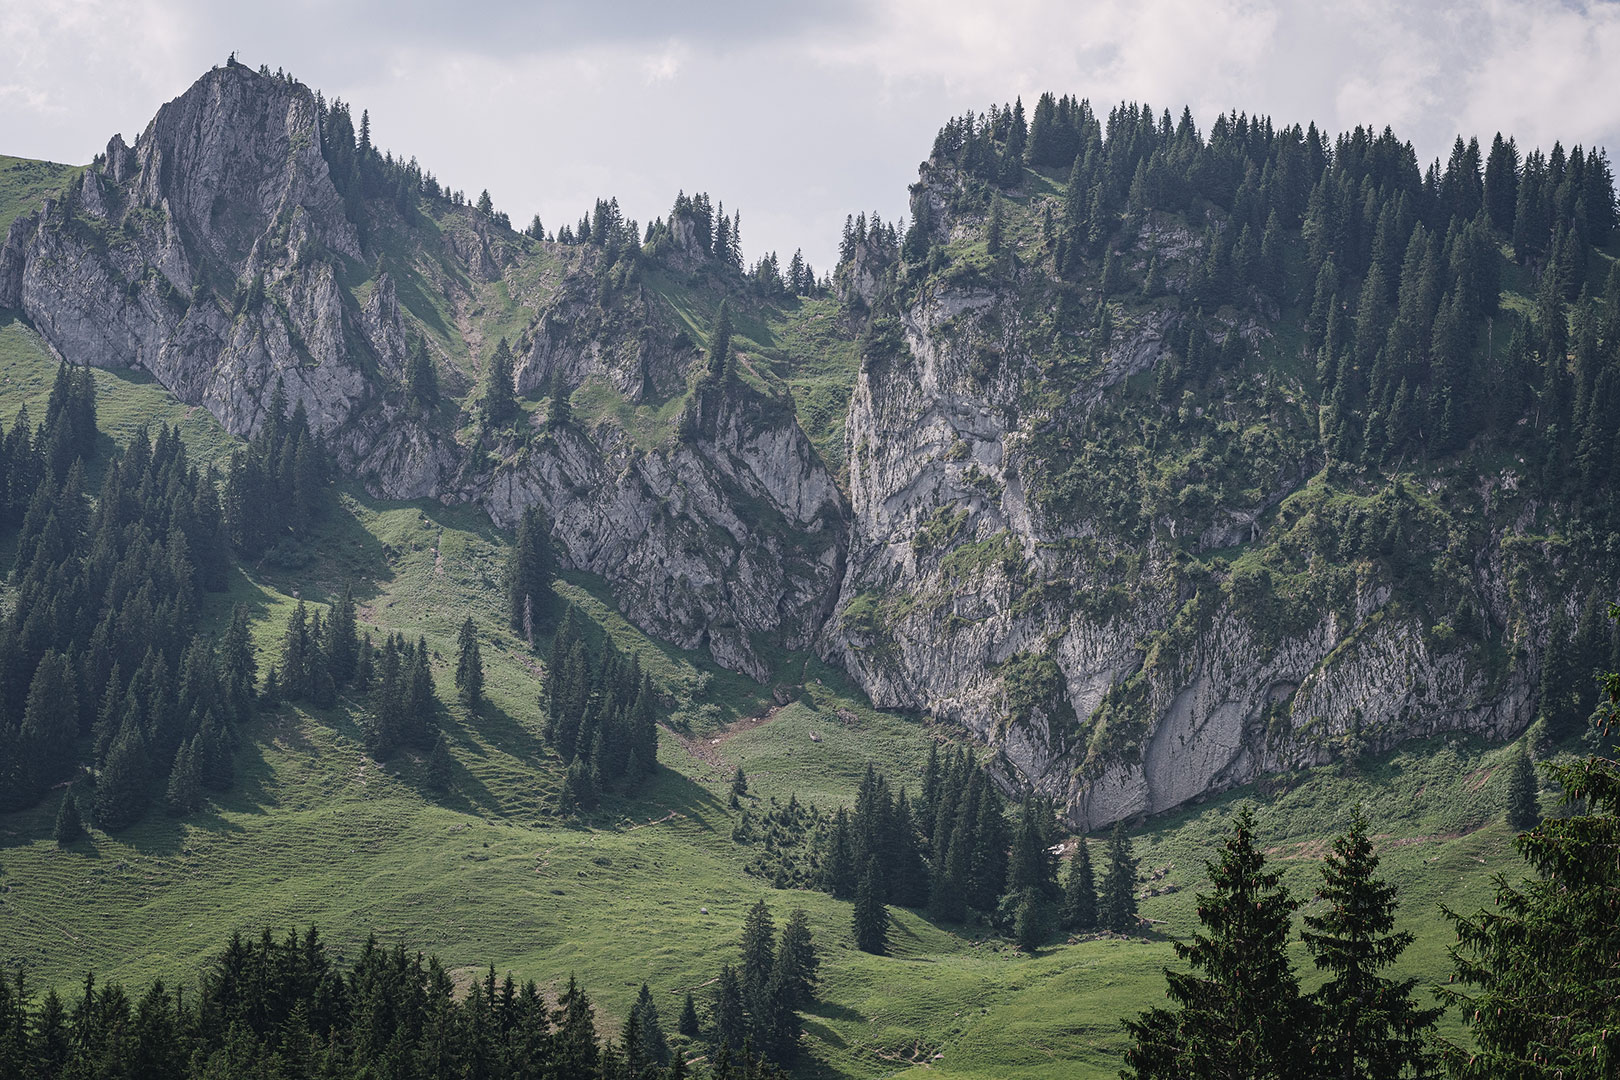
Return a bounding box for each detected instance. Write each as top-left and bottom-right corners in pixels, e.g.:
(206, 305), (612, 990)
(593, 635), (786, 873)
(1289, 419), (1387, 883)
(1123, 805), (1304, 1079)
(1302, 806), (1441, 1078)
(1439, 602), (1620, 1078)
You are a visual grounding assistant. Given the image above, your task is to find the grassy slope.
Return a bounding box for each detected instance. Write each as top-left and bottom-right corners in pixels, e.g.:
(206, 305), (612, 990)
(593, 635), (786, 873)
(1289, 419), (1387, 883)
(0, 155), (79, 236)
(0, 262), (1549, 1076)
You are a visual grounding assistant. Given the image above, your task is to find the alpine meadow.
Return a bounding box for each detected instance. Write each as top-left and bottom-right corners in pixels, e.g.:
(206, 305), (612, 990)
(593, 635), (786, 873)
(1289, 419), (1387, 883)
(1, 34), (1620, 1080)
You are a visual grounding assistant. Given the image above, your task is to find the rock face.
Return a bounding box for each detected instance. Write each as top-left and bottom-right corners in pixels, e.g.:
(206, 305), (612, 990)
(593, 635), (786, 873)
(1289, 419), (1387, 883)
(817, 166), (1567, 831)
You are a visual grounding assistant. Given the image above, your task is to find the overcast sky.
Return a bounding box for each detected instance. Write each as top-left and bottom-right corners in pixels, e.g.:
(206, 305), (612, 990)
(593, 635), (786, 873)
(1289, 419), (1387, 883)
(3, 0), (1619, 270)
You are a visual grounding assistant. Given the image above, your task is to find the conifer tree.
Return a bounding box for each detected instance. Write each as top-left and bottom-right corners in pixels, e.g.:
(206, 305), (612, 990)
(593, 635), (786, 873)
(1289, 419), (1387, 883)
(1505, 743), (1540, 831)
(707, 301), (734, 385)
(1123, 806), (1305, 1079)
(739, 900), (776, 1017)
(853, 857), (888, 955)
(94, 720), (151, 831)
(405, 339), (438, 410)
(507, 506), (555, 641)
(678, 991), (700, 1037)
(54, 790), (85, 846)
(426, 731), (452, 793)
(771, 908), (820, 1010)
(1440, 610), (1620, 1076)
(1101, 823), (1139, 934)
(455, 617), (483, 710)
(710, 964), (747, 1049)
(1062, 839), (1098, 931)
(480, 338), (517, 427)
(1302, 807), (1441, 1078)
(630, 982), (671, 1066)
(165, 740), (202, 816)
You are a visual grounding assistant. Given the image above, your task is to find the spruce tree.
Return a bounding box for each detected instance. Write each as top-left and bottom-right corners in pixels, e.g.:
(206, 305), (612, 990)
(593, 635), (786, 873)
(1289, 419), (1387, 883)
(165, 740), (202, 816)
(1505, 743), (1540, 830)
(454, 617), (483, 710)
(1062, 839), (1098, 931)
(1302, 807), (1441, 1078)
(706, 301), (733, 385)
(94, 720), (151, 831)
(710, 964), (747, 1049)
(678, 991), (700, 1037)
(480, 338), (517, 427)
(405, 339), (439, 410)
(426, 731), (452, 793)
(1123, 806), (1305, 1079)
(630, 982), (670, 1066)
(853, 857), (888, 955)
(1101, 823), (1139, 934)
(507, 505), (555, 641)
(738, 899), (776, 1015)
(54, 791), (85, 846)
(771, 908), (819, 1010)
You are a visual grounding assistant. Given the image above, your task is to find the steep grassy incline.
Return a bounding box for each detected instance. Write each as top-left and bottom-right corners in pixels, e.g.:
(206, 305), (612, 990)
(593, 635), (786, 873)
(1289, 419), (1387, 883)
(0, 318), (1560, 1078)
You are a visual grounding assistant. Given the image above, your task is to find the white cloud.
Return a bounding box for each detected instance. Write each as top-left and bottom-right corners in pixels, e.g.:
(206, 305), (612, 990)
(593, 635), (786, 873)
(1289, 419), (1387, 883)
(0, 0), (1616, 269)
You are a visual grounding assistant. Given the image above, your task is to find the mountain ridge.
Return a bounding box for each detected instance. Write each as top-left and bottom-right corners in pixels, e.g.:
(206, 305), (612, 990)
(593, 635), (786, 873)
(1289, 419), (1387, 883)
(3, 59), (1616, 830)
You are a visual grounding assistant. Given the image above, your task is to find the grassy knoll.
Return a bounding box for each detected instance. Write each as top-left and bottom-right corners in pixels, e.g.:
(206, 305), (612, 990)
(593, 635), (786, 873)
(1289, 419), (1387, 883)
(0, 319), (1547, 1078)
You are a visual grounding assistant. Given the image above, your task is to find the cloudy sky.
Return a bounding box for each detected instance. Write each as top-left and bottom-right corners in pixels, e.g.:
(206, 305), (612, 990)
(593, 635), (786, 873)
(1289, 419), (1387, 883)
(3, 0), (1619, 269)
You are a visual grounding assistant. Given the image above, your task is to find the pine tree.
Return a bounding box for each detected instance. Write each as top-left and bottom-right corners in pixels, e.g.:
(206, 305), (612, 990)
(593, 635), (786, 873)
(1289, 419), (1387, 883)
(480, 338), (517, 427)
(1101, 823), (1139, 934)
(1505, 743), (1540, 830)
(707, 301), (733, 385)
(1123, 806), (1305, 1079)
(54, 791), (85, 846)
(1302, 807), (1441, 1078)
(853, 858), (888, 955)
(710, 964), (747, 1049)
(426, 731), (452, 794)
(771, 908), (819, 1010)
(94, 720), (151, 831)
(630, 982), (670, 1066)
(678, 991), (700, 1037)
(732, 765), (748, 799)
(1062, 839), (1098, 931)
(507, 506), (555, 641)
(739, 900), (776, 1016)
(164, 740), (201, 816)
(455, 617), (483, 710)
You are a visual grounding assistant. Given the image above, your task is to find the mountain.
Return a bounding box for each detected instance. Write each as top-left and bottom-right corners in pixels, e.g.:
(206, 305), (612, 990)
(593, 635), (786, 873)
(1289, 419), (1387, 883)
(3, 61), (1617, 831)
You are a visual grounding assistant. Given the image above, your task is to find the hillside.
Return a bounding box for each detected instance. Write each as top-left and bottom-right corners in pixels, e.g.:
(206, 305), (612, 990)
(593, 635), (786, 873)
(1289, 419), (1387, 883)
(0, 328), (1547, 1077)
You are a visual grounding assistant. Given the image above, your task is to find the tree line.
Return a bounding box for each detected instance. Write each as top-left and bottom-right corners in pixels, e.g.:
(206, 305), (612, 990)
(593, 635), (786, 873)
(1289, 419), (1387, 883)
(0, 923), (762, 1080)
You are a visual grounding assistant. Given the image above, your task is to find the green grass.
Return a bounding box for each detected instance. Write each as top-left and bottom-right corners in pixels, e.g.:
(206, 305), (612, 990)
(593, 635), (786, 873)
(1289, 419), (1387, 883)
(0, 154), (79, 235)
(0, 317), (1541, 1078)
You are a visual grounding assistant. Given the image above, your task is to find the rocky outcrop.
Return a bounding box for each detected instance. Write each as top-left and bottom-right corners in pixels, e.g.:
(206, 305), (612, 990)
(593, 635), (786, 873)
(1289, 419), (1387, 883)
(820, 188), (1563, 831)
(478, 381), (846, 681)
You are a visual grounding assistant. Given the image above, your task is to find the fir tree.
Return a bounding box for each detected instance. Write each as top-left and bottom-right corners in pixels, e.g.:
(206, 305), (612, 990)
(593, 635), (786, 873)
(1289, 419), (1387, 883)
(1123, 806), (1305, 1079)
(1302, 807), (1441, 1078)
(1101, 823), (1139, 934)
(1505, 742), (1540, 831)
(454, 617), (483, 710)
(426, 731), (452, 794)
(678, 991), (700, 1037)
(54, 790), (86, 846)
(480, 338), (517, 427)
(164, 740), (202, 816)
(405, 339), (439, 410)
(507, 505), (555, 641)
(853, 858), (888, 955)
(630, 982), (670, 1066)
(706, 300), (734, 385)
(94, 720), (151, 831)
(710, 964), (747, 1049)
(1062, 839), (1098, 931)
(771, 908), (819, 1010)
